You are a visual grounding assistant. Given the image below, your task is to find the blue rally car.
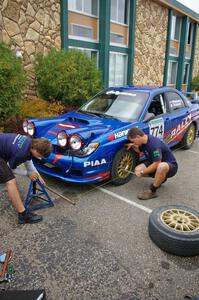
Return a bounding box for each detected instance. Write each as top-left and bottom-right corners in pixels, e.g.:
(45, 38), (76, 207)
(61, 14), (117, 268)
(23, 86), (199, 185)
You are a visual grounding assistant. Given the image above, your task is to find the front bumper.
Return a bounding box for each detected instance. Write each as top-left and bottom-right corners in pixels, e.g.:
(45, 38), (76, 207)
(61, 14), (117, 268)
(33, 152), (111, 183)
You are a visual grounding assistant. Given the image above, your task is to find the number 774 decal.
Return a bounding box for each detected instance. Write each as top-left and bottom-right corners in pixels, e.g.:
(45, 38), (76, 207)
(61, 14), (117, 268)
(149, 118), (164, 139)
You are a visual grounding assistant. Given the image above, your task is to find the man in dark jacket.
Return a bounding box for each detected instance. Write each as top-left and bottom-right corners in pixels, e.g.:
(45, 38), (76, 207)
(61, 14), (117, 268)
(127, 128), (178, 200)
(0, 133), (52, 224)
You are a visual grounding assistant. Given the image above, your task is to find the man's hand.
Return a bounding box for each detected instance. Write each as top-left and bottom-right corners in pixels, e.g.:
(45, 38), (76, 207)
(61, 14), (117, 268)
(125, 143), (140, 153)
(125, 143), (133, 150)
(29, 172), (39, 181)
(135, 169), (143, 177)
(30, 172), (46, 185)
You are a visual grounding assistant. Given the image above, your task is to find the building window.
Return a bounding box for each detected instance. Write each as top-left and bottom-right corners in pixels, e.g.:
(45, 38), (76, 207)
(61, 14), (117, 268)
(110, 33), (124, 44)
(171, 14), (181, 41)
(68, 0), (98, 16)
(183, 63), (189, 84)
(187, 22), (194, 45)
(110, 0), (129, 24)
(167, 61), (178, 85)
(109, 52), (127, 86)
(71, 24), (93, 39)
(69, 47), (98, 66)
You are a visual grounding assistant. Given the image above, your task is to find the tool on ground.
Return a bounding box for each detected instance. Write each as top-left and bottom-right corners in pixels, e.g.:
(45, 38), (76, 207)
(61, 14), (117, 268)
(25, 180), (54, 211)
(121, 168), (135, 175)
(45, 184), (76, 205)
(0, 250), (11, 283)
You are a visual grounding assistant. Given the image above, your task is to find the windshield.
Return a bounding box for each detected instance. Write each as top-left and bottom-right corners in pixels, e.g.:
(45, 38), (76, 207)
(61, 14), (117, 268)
(79, 90), (149, 121)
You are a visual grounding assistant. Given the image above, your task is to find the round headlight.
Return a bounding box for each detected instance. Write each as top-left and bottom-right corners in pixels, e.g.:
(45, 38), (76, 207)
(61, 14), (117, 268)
(23, 120), (28, 133)
(27, 122), (35, 136)
(69, 134), (82, 151)
(57, 131), (67, 147)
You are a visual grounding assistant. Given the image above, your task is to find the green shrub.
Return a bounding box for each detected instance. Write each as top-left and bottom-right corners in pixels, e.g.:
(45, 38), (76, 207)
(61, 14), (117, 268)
(191, 76), (199, 91)
(19, 97), (65, 119)
(0, 43), (26, 123)
(35, 48), (102, 107)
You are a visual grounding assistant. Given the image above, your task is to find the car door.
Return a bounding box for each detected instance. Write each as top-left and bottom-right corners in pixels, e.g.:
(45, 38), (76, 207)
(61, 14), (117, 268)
(163, 91), (191, 146)
(142, 93), (171, 140)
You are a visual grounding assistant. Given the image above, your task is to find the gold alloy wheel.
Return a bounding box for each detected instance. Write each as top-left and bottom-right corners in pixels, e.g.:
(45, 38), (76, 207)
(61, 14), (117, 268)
(161, 209), (199, 232)
(117, 153), (133, 178)
(187, 126), (195, 146)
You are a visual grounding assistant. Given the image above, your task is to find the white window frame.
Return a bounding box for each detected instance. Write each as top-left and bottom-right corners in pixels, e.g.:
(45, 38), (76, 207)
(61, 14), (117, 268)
(110, 0), (129, 25)
(69, 23), (98, 42)
(187, 21), (194, 45)
(68, 0), (99, 18)
(183, 63), (190, 85)
(171, 13), (182, 42)
(69, 46), (99, 67)
(167, 60), (178, 86)
(110, 31), (128, 47)
(109, 51), (128, 87)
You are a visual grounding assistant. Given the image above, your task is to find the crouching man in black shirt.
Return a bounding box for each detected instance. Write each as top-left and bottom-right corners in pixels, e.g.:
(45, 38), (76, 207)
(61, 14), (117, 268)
(126, 128), (178, 200)
(0, 133), (52, 224)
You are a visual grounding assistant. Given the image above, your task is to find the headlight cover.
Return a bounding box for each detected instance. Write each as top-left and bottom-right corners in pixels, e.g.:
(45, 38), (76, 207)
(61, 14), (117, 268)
(23, 120), (28, 133)
(79, 142), (99, 156)
(57, 131), (68, 147)
(27, 122), (35, 136)
(69, 134), (82, 151)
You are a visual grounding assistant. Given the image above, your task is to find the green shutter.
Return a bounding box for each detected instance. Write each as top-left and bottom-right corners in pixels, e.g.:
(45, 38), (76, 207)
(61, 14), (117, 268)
(127, 0), (137, 84)
(187, 23), (198, 91)
(99, 0), (111, 87)
(176, 16), (188, 90)
(60, 0), (68, 50)
(163, 9), (172, 86)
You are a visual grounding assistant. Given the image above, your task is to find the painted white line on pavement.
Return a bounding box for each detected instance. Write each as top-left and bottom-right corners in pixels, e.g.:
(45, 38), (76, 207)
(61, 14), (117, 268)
(98, 187), (152, 214)
(188, 150), (199, 155)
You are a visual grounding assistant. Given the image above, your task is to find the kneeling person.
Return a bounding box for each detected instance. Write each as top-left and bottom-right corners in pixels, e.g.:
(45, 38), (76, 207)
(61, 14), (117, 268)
(127, 128), (178, 200)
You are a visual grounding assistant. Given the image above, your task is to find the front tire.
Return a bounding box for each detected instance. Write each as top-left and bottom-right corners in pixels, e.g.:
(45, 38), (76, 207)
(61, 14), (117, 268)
(111, 147), (139, 185)
(148, 205), (199, 256)
(181, 123), (196, 149)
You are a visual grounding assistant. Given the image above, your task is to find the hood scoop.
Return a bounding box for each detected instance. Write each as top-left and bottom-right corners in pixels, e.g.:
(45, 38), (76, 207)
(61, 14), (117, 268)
(68, 116), (89, 124)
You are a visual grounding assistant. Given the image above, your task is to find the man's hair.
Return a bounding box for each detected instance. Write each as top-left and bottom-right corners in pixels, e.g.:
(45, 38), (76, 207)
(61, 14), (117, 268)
(127, 127), (145, 139)
(31, 138), (52, 158)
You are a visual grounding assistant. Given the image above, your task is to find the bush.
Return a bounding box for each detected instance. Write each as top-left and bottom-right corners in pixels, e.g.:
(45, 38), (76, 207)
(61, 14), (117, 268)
(35, 49), (102, 107)
(3, 97), (65, 133)
(19, 97), (65, 119)
(191, 76), (199, 91)
(0, 43), (26, 123)
(3, 115), (24, 134)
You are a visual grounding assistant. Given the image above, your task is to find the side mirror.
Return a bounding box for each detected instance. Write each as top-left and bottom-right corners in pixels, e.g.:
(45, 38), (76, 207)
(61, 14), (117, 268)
(191, 98), (199, 104)
(143, 112), (155, 122)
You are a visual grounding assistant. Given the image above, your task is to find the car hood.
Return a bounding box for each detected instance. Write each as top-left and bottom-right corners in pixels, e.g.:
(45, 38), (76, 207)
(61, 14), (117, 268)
(40, 111), (129, 143)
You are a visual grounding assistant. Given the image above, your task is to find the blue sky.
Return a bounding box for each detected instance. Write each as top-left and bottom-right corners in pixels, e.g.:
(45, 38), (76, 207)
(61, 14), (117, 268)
(177, 0), (199, 14)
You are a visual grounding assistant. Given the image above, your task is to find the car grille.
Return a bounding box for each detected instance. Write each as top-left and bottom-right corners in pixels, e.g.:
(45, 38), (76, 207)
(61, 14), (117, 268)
(35, 159), (62, 173)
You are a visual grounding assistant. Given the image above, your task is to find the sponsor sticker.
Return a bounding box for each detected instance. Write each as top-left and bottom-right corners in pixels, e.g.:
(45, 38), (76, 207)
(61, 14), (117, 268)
(84, 159), (106, 167)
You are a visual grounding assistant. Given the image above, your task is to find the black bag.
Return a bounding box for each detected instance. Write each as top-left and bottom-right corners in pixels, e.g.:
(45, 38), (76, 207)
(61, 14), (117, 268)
(0, 289), (46, 300)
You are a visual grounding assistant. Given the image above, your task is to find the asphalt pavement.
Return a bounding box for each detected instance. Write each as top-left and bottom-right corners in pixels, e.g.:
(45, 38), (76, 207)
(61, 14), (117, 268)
(0, 138), (199, 300)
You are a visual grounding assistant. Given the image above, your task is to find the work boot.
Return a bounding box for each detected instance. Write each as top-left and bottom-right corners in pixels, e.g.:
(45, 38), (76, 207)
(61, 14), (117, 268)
(18, 211), (43, 224)
(137, 189), (157, 200)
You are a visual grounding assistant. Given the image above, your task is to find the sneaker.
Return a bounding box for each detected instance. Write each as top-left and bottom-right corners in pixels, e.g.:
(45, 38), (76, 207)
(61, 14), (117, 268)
(137, 189), (157, 200)
(18, 211), (43, 224)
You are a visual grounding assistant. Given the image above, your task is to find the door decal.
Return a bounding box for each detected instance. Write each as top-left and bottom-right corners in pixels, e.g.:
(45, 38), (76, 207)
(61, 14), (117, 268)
(149, 118), (164, 139)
